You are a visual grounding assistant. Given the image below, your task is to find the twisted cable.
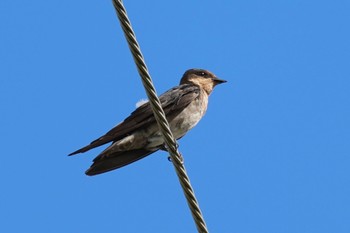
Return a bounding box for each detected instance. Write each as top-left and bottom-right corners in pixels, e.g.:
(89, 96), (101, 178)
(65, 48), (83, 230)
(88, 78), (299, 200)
(111, 1), (209, 232)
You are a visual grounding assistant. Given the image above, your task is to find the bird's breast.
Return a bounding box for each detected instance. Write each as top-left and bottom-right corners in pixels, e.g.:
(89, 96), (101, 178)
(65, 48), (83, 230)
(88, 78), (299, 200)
(170, 91), (208, 139)
(145, 90), (208, 148)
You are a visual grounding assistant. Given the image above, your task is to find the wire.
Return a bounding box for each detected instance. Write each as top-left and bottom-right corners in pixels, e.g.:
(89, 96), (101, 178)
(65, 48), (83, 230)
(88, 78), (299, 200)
(111, 1), (209, 232)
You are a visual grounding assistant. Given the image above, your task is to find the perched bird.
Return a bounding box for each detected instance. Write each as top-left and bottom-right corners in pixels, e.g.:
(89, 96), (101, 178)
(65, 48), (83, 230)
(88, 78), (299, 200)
(69, 69), (226, 175)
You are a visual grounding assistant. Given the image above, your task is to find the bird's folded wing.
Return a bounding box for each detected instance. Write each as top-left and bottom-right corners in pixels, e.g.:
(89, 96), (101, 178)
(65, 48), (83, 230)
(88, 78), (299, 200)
(68, 84), (200, 155)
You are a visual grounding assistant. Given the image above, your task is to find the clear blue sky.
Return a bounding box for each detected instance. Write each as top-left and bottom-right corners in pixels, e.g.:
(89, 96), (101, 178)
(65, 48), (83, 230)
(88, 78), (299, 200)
(1, 1), (349, 232)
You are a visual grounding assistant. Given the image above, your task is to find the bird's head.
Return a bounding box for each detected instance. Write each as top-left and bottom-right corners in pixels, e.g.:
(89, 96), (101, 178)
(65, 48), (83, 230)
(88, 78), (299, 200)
(180, 69), (227, 94)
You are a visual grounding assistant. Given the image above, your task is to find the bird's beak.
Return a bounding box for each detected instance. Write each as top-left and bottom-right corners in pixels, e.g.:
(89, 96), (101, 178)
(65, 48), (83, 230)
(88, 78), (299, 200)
(212, 77), (227, 85)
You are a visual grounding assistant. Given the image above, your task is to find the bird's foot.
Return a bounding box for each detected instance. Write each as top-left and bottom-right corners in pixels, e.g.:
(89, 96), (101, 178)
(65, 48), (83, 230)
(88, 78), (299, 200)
(167, 153), (184, 164)
(160, 142), (179, 152)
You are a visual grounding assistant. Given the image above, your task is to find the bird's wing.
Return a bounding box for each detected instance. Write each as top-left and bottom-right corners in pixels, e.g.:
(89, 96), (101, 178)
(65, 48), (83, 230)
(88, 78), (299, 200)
(68, 84), (200, 155)
(85, 149), (159, 176)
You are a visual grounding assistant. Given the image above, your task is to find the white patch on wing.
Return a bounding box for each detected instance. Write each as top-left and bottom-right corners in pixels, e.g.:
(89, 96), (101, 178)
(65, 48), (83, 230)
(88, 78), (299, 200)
(136, 99), (149, 108)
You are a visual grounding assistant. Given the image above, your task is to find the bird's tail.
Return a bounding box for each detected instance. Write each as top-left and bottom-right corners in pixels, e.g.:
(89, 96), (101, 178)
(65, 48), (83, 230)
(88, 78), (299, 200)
(85, 149), (158, 176)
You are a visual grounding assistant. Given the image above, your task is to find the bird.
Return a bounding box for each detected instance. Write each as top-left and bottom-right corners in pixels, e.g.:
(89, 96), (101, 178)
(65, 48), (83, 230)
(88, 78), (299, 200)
(69, 68), (226, 176)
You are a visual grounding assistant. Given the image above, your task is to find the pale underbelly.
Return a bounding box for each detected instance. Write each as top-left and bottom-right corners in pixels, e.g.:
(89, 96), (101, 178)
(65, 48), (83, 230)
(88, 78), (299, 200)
(146, 97), (207, 148)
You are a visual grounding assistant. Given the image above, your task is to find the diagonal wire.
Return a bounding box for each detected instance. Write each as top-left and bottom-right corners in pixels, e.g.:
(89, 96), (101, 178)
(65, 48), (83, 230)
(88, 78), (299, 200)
(111, 1), (209, 232)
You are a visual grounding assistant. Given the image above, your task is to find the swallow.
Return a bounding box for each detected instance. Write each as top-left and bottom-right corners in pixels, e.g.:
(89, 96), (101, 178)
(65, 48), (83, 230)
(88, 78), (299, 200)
(69, 68), (226, 175)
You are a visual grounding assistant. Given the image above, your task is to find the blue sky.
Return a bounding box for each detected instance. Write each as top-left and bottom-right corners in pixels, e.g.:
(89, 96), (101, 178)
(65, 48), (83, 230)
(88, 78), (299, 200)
(1, 1), (349, 232)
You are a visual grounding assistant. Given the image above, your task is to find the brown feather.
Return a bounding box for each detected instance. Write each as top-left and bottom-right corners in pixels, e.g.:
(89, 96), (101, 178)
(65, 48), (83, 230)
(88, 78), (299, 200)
(69, 84), (200, 156)
(85, 149), (158, 176)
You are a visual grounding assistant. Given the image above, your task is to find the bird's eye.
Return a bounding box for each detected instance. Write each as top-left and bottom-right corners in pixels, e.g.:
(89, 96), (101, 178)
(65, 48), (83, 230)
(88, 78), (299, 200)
(198, 72), (207, 77)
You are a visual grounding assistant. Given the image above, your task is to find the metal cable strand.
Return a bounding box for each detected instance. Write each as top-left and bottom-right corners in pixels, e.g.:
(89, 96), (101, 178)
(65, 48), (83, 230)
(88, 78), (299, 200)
(111, 1), (209, 232)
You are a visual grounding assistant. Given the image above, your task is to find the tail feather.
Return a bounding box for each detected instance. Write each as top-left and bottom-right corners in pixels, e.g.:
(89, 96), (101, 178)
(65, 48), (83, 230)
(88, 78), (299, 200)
(85, 149), (158, 176)
(68, 146), (92, 156)
(68, 136), (116, 156)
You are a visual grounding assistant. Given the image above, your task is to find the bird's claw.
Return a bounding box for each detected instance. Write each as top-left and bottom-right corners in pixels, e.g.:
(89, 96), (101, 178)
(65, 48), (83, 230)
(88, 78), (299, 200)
(160, 142), (179, 152)
(167, 153), (184, 164)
